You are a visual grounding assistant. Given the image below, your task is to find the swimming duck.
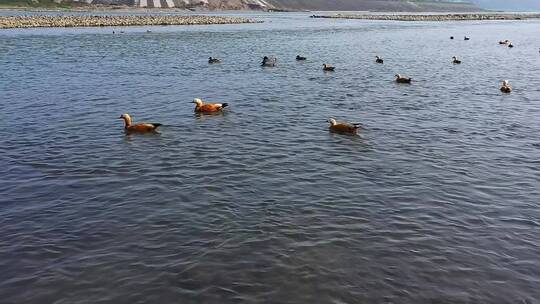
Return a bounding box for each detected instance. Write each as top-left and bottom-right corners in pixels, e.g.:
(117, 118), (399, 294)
(323, 64), (335, 71)
(296, 55), (307, 61)
(208, 57), (221, 64)
(464, 36), (470, 40)
(450, 36), (454, 40)
(499, 39), (510, 45)
(500, 80), (512, 93)
(118, 113), (162, 133)
(375, 56), (384, 64)
(452, 56), (462, 64)
(328, 118), (360, 134)
(192, 98), (228, 113)
(395, 74), (412, 83)
(261, 56), (276, 67)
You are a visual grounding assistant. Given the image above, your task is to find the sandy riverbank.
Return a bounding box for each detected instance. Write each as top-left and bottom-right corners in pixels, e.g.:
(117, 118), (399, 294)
(310, 13), (540, 21)
(0, 15), (260, 29)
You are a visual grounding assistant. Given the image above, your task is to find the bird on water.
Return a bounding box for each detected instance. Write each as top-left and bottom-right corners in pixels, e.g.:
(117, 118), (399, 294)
(328, 118), (360, 134)
(323, 64), (335, 71)
(192, 98), (228, 113)
(500, 80), (512, 93)
(118, 113), (162, 133)
(261, 56), (276, 67)
(395, 74), (412, 83)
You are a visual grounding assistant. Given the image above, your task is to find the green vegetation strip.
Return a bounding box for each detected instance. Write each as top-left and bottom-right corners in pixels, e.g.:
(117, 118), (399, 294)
(0, 15), (261, 29)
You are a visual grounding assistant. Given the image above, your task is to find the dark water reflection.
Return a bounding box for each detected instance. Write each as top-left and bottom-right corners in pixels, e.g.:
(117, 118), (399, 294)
(1, 12), (540, 303)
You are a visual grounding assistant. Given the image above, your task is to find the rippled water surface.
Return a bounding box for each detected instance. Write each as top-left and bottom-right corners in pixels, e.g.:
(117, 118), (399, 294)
(1, 12), (540, 303)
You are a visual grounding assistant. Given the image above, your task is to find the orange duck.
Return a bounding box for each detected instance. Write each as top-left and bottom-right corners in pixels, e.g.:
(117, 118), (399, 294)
(328, 118), (360, 134)
(192, 98), (228, 113)
(118, 113), (162, 133)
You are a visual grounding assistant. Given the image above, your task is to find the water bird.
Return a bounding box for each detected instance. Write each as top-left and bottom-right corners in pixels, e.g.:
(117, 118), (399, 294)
(328, 118), (360, 134)
(118, 113), (161, 133)
(499, 39), (510, 45)
(208, 57), (221, 64)
(296, 55), (307, 61)
(323, 64), (335, 71)
(450, 36), (454, 39)
(375, 56), (384, 64)
(500, 80), (512, 93)
(508, 43), (514, 48)
(261, 56), (276, 67)
(464, 36), (470, 40)
(395, 74), (412, 83)
(452, 56), (462, 64)
(192, 98), (228, 113)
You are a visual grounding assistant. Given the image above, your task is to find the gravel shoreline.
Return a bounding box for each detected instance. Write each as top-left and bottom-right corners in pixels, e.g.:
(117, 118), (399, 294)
(310, 13), (540, 21)
(0, 15), (261, 29)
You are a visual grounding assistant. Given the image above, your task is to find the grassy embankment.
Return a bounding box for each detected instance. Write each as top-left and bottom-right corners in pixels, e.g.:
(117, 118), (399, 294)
(0, 0), (87, 8)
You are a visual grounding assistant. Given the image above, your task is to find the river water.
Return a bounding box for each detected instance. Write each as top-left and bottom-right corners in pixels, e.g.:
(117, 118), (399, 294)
(1, 12), (540, 303)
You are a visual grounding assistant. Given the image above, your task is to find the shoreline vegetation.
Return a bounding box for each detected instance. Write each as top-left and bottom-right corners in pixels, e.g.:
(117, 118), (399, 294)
(0, 15), (261, 28)
(310, 13), (540, 21)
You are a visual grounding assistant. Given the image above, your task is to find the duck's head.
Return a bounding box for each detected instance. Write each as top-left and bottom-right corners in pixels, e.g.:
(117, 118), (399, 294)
(192, 98), (203, 107)
(119, 113), (131, 120)
(376, 56), (380, 59)
(119, 113), (132, 126)
(452, 56), (457, 59)
(327, 118), (337, 126)
(208, 57), (212, 60)
(502, 80), (509, 86)
(395, 74), (401, 78)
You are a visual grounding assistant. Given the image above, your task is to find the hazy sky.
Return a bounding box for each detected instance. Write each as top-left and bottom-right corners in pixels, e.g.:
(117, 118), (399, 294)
(471, 0), (540, 10)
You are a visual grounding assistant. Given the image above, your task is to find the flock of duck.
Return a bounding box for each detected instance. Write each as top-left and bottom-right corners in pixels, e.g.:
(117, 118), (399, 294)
(120, 38), (517, 135)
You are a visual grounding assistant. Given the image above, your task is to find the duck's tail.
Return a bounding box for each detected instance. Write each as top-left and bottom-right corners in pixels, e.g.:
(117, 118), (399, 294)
(221, 103), (229, 108)
(151, 123), (162, 129)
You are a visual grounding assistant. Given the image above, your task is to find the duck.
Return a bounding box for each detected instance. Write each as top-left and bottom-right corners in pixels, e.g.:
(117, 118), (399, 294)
(328, 118), (360, 134)
(118, 113), (162, 133)
(208, 57), (221, 64)
(450, 36), (454, 40)
(395, 74), (412, 83)
(500, 80), (512, 93)
(464, 36), (470, 40)
(323, 64), (335, 71)
(452, 56), (462, 64)
(296, 55), (307, 61)
(375, 56), (384, 64)
(508, 43), (514, 48)
(192, 98), (228, 113)
(499, 39), (510, 45)
(261, 56), (276, 67)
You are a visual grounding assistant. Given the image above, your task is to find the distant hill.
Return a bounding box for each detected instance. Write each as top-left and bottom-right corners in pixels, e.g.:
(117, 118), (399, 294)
(0, 0), (482, 11)
(265, 0), (479, 12)
(470, 0), (540, 11)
